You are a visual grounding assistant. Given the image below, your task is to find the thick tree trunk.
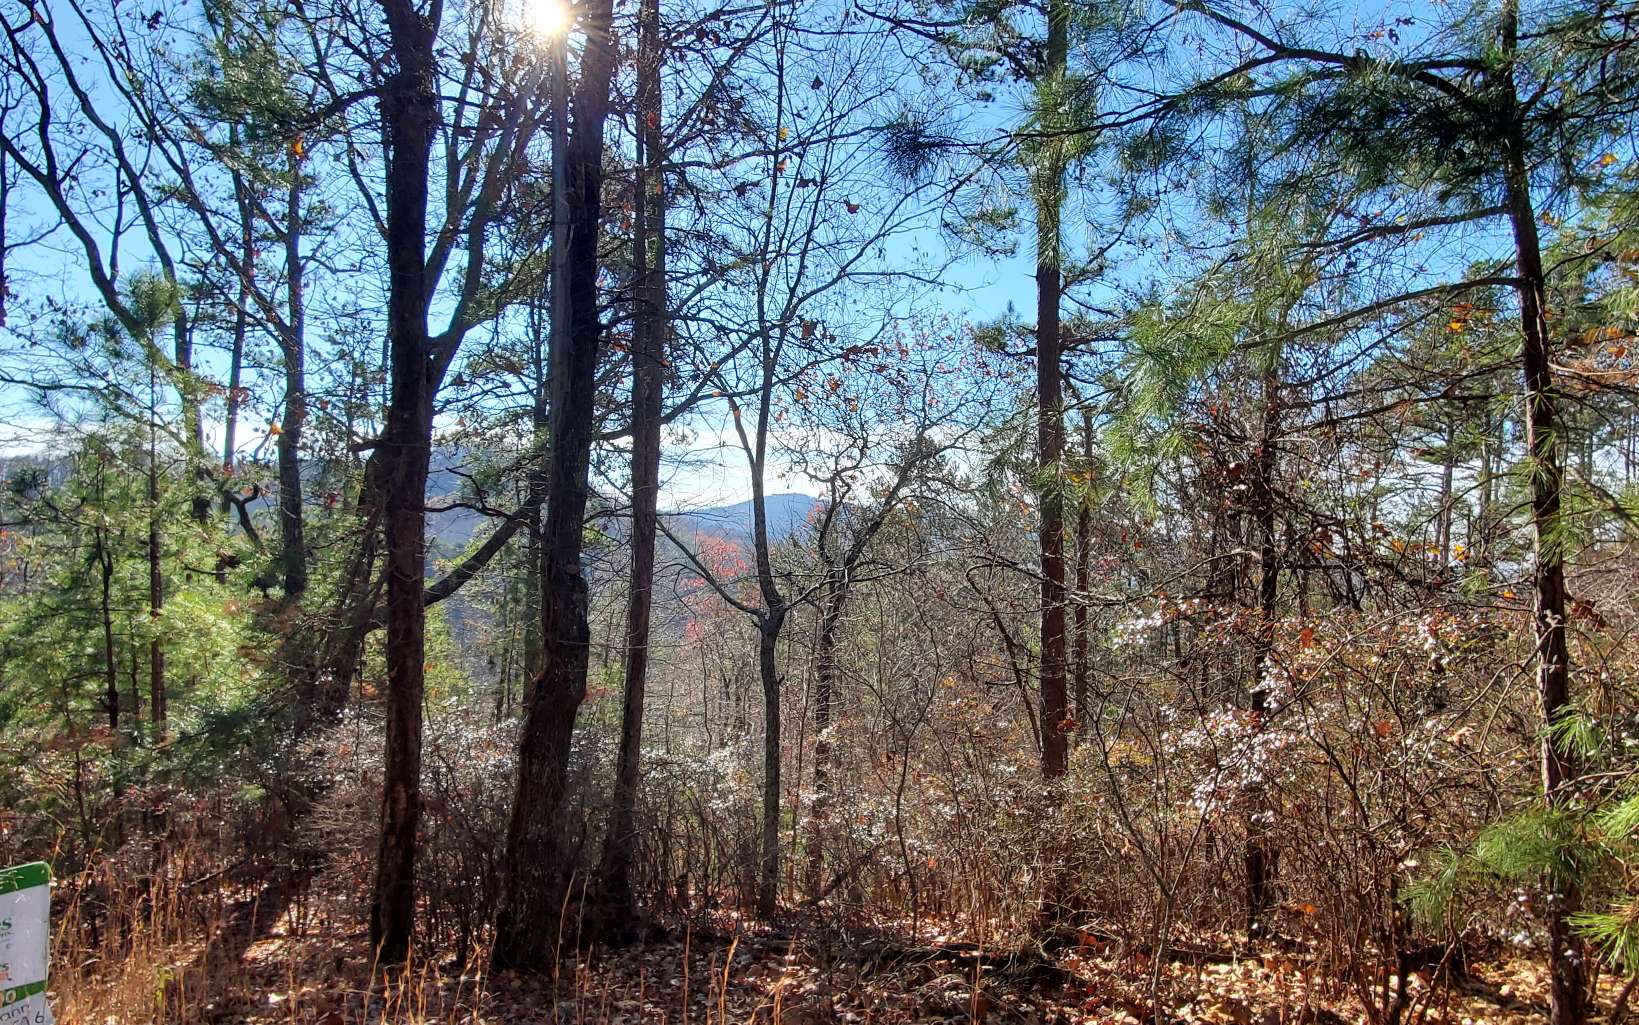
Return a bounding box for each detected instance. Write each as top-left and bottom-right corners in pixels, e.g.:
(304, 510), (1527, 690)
(594, 0), (665, 935)
(1036, 268), (1067, 780)
(1503, 98), (1585, 1025)
(522, 496), (545, 679)
(296, 453), (535, 738)
(372, 391), (431, 968)
(298, 477), (384, 732)
(1497, 7), (1582, 1020)
(369, 0), (440, 966)
(493, 0), (617, 968)
(1035, 0), (1069, 783)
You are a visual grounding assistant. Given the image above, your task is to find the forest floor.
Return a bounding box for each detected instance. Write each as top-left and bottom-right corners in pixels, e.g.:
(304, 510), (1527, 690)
(93, 891), (1618, 1025)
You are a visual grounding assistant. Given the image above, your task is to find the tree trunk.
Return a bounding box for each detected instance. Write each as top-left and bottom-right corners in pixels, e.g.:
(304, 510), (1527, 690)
(1035, 268), (1067, 781)
(148, 509), (166, 732)
(278, 149), (308, 601)
(170, 297), (214, 524)
(129, 641), (142, 730)
(1436, 420), (1455, 568)
(99, 532), (119, 734)
(493, 0), (617, 968)
(298, 479), (383, 732)
(369, 0), (440, 966)
(1619, 405), (1632, 482)
(596, 0), (665, 930)
(1245, 364), (1280, 937)
(0, 150), (7, 330)
(757, 610), (786, 917)
(1072, 413), (1092, 731)
(747, 389), (792, 918)
(1499, 7), (1583, 1021)
(1504, 101), (1585, 1025)
(1476, 412), (1495, 563)
(1035, 0), (1070, 782)
(148, 366), (167, 736)
(807, 573), (843, 896)
(222, 161), (252, 480)
(522, 496), (545, 679)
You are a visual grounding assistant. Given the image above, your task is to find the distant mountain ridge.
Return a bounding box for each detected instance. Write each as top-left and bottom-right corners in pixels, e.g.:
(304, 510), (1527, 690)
(2, 447), (821, 554)
(663, 493), (823, 545)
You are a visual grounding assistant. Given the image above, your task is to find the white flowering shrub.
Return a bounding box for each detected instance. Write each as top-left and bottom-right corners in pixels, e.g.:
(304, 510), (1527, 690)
(303, 706), (521, 964)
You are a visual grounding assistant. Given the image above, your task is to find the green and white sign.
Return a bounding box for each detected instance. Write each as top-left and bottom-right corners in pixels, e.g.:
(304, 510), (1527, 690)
(0, 862), (52, 1025)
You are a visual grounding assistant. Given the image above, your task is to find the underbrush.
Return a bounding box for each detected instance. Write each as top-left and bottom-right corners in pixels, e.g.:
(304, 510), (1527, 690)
(13, 592), (1637, 1024)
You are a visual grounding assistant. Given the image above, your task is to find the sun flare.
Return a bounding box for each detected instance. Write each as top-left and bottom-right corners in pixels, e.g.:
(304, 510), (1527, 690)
(523, 0), (571, 37)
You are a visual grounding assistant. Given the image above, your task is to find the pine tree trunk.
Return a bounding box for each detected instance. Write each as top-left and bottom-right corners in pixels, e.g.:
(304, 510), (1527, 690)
(369, 0), (440, 965)
(1245, 365), (1281, 937)
(222, 161), (252, 479)
(494, 0), (617, 968)
(1035, 0), (1070, 782)
(522, 495), (544, 679)
(148, 511), (165, 732)
(278, 151), (308, 601)
(1499, 7), (1583, 1020)
(596, 0), (665, 930)
(171, 299), (214, 523)
(1072, 413), (1093, 731)
(297, 476), (383, 732)
(99, 531), (119, 734)
(1619, 408), (1632, 482)
(148, 366), (167, 735)
(1506, 132), (1585, 1025)
(1036, 275), (1067, 780)
(1437, 421), (1455, 568)
(1476, 413), (1495, 563)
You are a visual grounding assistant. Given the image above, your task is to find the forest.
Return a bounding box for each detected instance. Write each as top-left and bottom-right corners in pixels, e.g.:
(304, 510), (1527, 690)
(0, 0), (1636, 1022)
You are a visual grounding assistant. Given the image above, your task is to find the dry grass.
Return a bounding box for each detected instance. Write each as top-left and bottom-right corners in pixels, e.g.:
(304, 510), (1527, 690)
(44, 855), (1627, 1025)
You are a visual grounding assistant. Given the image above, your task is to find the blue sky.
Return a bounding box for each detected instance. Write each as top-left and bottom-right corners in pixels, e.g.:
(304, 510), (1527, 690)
(0, 0), (1533, 508)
